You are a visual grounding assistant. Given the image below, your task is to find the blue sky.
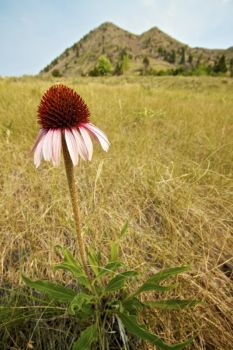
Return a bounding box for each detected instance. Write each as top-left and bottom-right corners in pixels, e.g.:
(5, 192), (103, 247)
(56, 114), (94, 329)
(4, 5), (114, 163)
(0, 0), (233, 76)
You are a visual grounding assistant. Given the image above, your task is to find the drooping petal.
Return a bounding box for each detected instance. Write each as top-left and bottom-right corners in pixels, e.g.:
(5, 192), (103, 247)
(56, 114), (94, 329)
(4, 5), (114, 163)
(64, 129), (79, 166)
(42, 129), (53, 161)
(72, 128), (89, 160)
(34, 132), (46, 168)
(52, 129), (62, 166)
(79, 127), (93, 161)
(83, 123), (110, 152)
(31, 129), (46, 153)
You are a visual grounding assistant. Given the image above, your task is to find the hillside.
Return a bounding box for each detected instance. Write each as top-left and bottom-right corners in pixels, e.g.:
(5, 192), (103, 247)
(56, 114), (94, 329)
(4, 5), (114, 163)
(41, 22), (233, 76)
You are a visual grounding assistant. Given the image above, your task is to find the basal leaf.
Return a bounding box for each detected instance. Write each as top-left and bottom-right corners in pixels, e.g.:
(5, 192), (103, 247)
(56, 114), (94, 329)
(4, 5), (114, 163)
(119, 313), (193, 350)
(69, 292), (94, 315)
(87, 247), (101, 276)
(134, 266), (190, 296)
(55, 246), (82, 268)
(22, 274), (76, 302)
(72, 324), (97, 350)
(146, 266), (190, 284)
(54, 262), (89, 288)
(105, 271), (138, 292)
(54, 246), (90, 288)
(145, 299), (200, 310)
(122, 297), (144, 314)
(96, 261), (124, 279)
(110, 241), (119, 262)
(135, 282), (176, 295)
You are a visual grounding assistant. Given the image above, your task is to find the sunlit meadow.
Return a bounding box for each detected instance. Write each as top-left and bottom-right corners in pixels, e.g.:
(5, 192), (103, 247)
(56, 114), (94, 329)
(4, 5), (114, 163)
(0, 76), (232, 349)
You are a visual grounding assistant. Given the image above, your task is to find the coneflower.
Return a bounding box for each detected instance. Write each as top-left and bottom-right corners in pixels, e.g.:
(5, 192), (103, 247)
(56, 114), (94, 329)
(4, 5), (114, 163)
(32, 84), (110, 278)
(32, 84), (109, 167)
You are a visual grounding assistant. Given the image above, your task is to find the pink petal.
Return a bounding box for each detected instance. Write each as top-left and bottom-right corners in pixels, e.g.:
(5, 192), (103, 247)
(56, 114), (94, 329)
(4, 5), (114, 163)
(83, 123), (110, 152)
(72, 128), (89, 160)
(64, 129), (79, 166)
(42, 129), (53, 161)
(52, 129), (62, 166)
(34, 132), (46, 168)
(31, 129), (46, 153)
(79, 127), (93, 161)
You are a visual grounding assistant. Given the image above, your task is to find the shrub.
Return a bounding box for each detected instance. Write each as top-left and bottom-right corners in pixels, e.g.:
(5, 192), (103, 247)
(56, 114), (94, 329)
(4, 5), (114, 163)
(89, 55), (112, 76)
(213, 55), (227, 74)
(114, 54), (129, 75)
(51, 69), (62, 77)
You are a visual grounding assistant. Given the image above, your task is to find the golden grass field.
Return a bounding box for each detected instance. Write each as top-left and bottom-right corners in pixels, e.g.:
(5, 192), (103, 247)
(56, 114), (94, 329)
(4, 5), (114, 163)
(0, 76), (232, 349)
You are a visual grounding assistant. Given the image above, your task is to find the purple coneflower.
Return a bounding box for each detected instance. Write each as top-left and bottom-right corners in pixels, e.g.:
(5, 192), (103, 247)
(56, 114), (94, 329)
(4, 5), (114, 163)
(32, 84), (110, 279)
(32, 84), (109, 168)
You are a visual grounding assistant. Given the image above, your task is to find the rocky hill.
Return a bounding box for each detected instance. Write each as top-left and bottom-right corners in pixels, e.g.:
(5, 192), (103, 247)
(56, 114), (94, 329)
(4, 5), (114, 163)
(41, 22), (233, 76)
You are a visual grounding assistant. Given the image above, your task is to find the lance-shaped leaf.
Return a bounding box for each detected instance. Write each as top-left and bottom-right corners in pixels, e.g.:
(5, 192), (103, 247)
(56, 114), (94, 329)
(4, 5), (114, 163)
(134, 266), (190, 296)
(122, 297), (144, 314)
(145, 266), (190, 284)
(22, 274), (76, 302)
(144, 299), (200, 310)
(54, 247), (90, 288)
(118, 313), (193, 350)
(96, 261), (124, 279)
(110, 241), (120, 262)
(105, 271), (138, 292)
(72, 324), (97, 350)
(87, 247), (101, 276)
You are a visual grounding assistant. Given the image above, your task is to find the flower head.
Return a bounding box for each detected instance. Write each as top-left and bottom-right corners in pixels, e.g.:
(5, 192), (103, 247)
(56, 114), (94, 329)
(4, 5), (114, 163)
(32, 84), (110, 167)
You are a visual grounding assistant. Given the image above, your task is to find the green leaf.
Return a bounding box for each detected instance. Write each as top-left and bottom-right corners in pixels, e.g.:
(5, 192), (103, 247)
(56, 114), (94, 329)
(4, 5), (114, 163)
(55, 246), (82, 268)
(119, 313), (193, 350)
(105, 271), (138, 292)
(87, 247), (101, 276)
(119, 221), (128, 238)
(22, 274), (76, 302)
(110, 241), (119, 262)
(54, 247), (90, 288)
(69, 292), (94, 315)
(122, 297), (144, 314)
(146, 266), (190, 284)
(134, 266), (190, 296)
(96, 261), (124, 279)
(72, 324), (97, 350)
(135, 283), (176, 295)
(54, 263), (89, 288)
(145, 299), (200, 310)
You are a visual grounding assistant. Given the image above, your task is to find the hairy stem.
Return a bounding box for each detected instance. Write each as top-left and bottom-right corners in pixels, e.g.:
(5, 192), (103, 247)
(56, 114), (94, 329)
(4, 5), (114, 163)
(62, 134), (91, 280)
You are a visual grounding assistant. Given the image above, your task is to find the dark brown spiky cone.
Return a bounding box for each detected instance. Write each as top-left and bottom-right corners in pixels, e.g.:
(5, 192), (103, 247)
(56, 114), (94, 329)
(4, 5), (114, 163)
(38, 84), (90, 129)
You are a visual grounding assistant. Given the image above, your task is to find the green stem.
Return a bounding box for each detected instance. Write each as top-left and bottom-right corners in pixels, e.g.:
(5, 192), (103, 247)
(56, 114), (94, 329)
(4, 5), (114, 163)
(62, 134), (91, 281)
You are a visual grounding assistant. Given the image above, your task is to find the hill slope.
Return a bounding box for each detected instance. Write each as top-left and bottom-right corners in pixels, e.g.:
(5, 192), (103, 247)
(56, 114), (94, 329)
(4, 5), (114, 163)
(41, 22), (233, 76)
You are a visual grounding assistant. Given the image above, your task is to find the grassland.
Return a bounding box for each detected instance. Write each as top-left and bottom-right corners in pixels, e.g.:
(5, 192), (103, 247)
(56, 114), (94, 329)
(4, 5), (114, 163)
(0, 76), (232, 349)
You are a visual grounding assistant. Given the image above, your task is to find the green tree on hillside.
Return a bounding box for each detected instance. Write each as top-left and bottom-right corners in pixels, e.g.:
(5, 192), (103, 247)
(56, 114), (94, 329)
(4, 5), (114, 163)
(166, 50), (176, 63)
(114, 51), (130, 75)
(158, 46), (164, 55)
(213, 55), (227, 74)
(51, 69), (62, 77)
(143, 56), (150, 70)
(89, 55), (112, 76)
(179, 47), (186, 64)
(188, 54), (193, 64)
(230, 58), (233, 77)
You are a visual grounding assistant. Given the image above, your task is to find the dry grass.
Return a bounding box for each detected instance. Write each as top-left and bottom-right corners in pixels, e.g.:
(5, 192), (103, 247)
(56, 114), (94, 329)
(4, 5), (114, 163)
(0, 75), (232, 349)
